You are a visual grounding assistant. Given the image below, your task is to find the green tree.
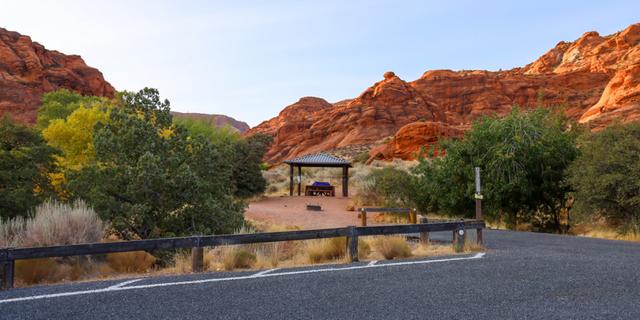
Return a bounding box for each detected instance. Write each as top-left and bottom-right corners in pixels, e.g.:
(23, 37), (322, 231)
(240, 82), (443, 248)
(175, 116), (271, 199)
(568, 122), (640, 235)
(68, 88), (244, 240)
(232, 134), (272, 198)
(0, 117), (58, 219)
(37, 89), (110, 130)
(412, 108), (577, 231)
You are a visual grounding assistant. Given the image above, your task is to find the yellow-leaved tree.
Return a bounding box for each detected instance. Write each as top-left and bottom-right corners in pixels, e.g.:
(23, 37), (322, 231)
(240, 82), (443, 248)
(43, 104), (110, 169)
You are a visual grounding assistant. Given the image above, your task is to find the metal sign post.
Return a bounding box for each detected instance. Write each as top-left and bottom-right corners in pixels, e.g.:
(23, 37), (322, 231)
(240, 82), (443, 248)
(474, 167), (483, 245)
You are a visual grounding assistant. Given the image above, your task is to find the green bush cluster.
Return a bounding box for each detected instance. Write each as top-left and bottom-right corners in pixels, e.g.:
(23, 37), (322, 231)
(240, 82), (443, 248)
(1, 88), (271, 242)
(360, 108), (640, 235)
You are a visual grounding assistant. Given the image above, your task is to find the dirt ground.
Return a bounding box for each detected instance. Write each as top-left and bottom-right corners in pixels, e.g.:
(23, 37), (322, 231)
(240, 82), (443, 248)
(245, 196), (363, 229)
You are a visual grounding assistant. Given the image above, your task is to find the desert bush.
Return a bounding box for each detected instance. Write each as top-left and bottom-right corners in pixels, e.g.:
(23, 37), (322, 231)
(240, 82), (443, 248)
(568, 122), (640, 235)
(1, 199), (104, 248)
(22, 199), (105, 247)
(0, 216), (26, 247)
(222, 247), (257, 270)
(371, 236), (412, 260)
(106, 251), (157, 273)
(353, 166), (415, 208)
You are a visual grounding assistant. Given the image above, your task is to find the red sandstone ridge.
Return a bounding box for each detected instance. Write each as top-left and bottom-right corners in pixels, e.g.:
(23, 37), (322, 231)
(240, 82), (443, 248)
(248, 73), (443, 163)
(367, 121), (464, 162)
(248, 23), (640, 163)
(0, 27), (115, 124)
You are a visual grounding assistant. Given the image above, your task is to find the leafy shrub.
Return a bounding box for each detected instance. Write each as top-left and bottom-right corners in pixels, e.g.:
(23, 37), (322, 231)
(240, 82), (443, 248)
(568, 122), (640, 235)
(371, 236), (412, 260)
(0, 117), (58, 219)
(354, 166), (415, 208)
(413, 108), (577, 231)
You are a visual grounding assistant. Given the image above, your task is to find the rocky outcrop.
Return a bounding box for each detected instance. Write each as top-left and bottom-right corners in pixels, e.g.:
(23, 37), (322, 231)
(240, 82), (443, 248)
(0, 27), (115, 124)
(171, 111), (250, 132)
(249, 23), (640, 163)
(249, 73), (444, 163)
(368, 121), (464, 162)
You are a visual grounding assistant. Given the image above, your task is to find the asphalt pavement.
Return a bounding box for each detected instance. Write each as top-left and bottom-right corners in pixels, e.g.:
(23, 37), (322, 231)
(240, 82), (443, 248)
(1, 229), (639, 319)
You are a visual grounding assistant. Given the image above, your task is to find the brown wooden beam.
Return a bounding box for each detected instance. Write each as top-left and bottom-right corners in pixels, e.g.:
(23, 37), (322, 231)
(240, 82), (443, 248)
(289, 164), (294, 196)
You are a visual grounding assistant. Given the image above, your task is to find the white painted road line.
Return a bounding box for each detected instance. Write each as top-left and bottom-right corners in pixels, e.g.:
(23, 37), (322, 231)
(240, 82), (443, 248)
(0, 253), (485, 304)
(251, 268), (279, 277)
(106, 279), (143, 289)
(367, 260), (378, 266)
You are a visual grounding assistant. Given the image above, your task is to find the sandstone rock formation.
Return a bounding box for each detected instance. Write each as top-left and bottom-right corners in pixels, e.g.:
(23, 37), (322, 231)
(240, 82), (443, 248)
(0, 27), (115, 124)
(367, 121), (464, 162)
(248, 23), (640, 163)
(171, 111), (250, 132)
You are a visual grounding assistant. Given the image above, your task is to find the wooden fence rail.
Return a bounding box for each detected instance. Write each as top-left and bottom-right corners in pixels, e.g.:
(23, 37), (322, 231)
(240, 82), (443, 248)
(0, 220), (484, 290)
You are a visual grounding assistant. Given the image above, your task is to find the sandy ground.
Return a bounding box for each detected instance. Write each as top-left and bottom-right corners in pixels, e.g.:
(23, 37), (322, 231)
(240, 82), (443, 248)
(246, 196), (363, 229)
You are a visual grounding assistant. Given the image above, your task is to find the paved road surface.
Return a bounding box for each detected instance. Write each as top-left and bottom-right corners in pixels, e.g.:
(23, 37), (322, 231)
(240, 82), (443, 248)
(1, 230), (640, 319)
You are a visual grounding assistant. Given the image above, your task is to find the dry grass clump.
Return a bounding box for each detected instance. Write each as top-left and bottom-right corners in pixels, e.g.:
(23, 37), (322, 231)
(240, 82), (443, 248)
(15, 257), (109, 286)
(15, 258), (60, 285)
(222, 247), (257, 270)
(370, 236), (412, 260)
(305, 237), (347, 263)
(106, 251), (157, 273)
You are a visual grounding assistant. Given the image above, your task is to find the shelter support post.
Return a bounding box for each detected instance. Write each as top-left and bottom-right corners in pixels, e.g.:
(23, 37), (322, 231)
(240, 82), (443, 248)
(289, 164), (294, 196)
(342, 166), (349, 197)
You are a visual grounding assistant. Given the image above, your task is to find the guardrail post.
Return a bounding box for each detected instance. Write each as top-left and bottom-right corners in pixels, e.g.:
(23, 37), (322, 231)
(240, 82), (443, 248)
(410, 208), (417, 224)
(453, 222), (465, 253)
(419, 216), (429, 245)
(360, 208), (367, 227)
(1, 249), (14, 290)
(191, 237), (204, 273)
(346, 226), (358, 263)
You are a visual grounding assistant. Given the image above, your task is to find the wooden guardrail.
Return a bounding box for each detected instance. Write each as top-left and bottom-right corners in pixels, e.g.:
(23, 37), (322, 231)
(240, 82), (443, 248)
(0, 220), (485, 290)
(357, 207), (419, 226)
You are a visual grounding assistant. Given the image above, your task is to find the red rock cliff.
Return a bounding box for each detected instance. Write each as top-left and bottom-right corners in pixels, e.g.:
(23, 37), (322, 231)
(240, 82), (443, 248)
(0, 27), (115, 124)
(248, 23), (640, 163)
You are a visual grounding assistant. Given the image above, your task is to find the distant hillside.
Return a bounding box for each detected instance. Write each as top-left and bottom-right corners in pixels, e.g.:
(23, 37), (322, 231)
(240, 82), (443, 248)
(171, 111), (250, 133)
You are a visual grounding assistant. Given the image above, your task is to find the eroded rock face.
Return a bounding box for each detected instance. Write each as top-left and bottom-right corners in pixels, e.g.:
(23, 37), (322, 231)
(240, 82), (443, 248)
(248, 74), (444, 163)
(368, 121), (464, 162)
(250, 23), (640, 163)
(0, 27), (115, 124)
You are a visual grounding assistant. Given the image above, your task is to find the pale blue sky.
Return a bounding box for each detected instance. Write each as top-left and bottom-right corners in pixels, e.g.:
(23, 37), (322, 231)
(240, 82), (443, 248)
(1, 1), (638, 126)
